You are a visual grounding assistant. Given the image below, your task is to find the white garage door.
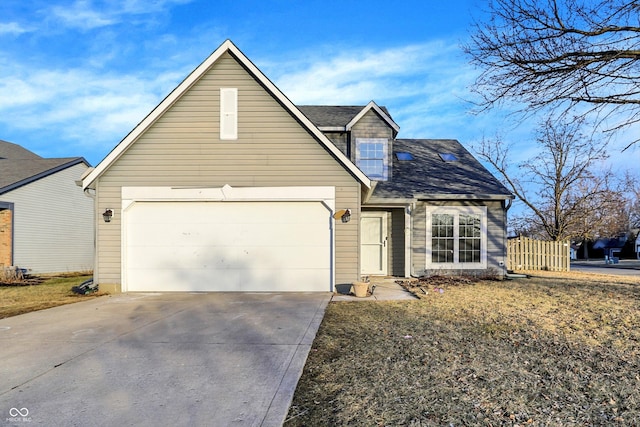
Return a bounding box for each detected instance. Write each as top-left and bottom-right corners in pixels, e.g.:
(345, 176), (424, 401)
(123, 201), (331, 292)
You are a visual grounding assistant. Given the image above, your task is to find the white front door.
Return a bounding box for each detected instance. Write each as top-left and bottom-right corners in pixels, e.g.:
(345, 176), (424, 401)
(361, 212), (388, 275)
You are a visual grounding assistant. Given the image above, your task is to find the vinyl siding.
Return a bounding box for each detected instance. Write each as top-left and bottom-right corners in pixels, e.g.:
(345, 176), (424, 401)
(413, 200), (507, 277)
(95, 52), (361, 289)
(391, 208), (406, 275)
(2, 163), (94, 273)
(324, 132), (348, 157)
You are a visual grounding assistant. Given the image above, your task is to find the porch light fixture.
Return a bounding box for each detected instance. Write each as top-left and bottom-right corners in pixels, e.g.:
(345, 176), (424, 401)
(102, 208), (113, 223)
(341, 209), (351, 223)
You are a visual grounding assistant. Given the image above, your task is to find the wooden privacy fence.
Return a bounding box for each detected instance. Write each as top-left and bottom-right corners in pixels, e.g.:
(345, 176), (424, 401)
(507, 236), (570, 272)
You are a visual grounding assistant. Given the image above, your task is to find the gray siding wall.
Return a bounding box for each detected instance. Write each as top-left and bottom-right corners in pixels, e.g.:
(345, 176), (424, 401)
(324, 132), (348, 157)
(4, 163), (94, 273)
(350, 110), (394, 179)
(391, 208), (405, 275)
(412, 200), (507, 277)
(94, 52), (361, 289)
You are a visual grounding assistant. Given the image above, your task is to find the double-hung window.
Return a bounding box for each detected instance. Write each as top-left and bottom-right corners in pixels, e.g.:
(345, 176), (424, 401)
(355, 138), (388, 181)
(426, 206), (487, 269)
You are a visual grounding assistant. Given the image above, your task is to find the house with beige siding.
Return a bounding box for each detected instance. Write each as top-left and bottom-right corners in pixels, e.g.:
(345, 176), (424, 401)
(0, 140), (94, 274)
(82, 40), (513, 293)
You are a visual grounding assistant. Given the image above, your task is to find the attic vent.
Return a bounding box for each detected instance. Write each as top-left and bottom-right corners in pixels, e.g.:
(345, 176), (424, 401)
(395, 152), (414, 161)
(439, 153), (458, 162)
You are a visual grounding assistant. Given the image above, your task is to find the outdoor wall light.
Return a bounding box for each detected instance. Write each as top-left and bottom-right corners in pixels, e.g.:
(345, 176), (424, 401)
(341, 209), (351, 223)
(332, 209), (352, 223)
(102, 208), (113, 223)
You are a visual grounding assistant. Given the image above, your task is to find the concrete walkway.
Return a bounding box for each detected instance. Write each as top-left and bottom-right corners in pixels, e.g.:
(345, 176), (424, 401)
(332, 278), (417, 301)
(0, 292), (330, 427)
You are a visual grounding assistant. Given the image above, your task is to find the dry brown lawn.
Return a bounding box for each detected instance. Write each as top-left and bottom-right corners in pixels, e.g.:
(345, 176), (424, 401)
(0, 274), (103, 319)
(286, 271), (640, 426)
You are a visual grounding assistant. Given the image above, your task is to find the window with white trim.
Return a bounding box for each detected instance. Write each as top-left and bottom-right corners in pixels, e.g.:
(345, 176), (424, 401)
(426, 206), (487, 269)
(355, 138), (388, 181)
(220, 88), (237, 140)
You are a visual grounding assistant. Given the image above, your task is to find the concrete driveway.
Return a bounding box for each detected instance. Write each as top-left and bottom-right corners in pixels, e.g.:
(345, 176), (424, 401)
(0, 292), (330, 426)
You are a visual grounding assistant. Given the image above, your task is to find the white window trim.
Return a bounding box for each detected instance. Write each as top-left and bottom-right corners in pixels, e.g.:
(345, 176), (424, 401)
(425, 205), (487, 270)
(220, 88), (237, 140)
(355, 138), (389, 181)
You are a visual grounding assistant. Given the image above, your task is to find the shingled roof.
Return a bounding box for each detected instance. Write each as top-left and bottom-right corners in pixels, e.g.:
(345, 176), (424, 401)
(298, 104), (397, 131)
(371, 139), (513, 201)
(0, 140), (89, 195)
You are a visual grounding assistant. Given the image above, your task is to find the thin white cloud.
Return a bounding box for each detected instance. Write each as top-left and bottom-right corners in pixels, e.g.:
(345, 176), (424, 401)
(48, 0), (193, 30)
(50, 1), (115, 30)
(267, 41), (486, 141)
(268, 42), (462, 105)
(0, 66), (178, 153)
(0, 22), (31, 35)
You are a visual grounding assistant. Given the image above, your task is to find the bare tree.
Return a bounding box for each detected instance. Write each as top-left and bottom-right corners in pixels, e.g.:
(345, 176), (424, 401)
(569, 179), (630, 257)
(476, 116), (615, 241)
(465, 0), (640, 149)
(624, 171), (640, 229)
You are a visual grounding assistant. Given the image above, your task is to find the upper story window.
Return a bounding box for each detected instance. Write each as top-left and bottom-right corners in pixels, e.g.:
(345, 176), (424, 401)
(356, 138), (388, 181)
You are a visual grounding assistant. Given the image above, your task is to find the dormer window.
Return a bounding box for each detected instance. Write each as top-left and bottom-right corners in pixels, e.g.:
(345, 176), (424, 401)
(356, 138), (388, 181)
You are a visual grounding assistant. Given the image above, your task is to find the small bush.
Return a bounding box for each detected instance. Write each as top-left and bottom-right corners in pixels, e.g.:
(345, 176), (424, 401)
(0, 267), (25, 284)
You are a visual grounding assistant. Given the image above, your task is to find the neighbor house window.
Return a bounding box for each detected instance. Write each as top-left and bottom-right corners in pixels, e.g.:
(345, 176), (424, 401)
(426, 206), (487, 269)
(356, 138), (388, 180)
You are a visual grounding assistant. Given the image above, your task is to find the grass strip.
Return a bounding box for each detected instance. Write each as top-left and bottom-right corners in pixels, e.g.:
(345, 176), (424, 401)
(0, 274), (103, 319)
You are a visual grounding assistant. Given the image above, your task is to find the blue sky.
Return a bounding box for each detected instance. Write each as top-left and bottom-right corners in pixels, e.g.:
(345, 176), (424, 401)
(1, 0), (636, 176)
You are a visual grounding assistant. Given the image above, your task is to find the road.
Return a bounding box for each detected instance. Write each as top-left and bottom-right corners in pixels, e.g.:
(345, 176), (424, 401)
(571, 260), (640, 277)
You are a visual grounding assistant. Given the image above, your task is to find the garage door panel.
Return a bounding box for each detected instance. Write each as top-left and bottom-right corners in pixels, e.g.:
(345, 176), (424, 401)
(239, 245), (328, 269)
(236, 268), (329, 292)
(128, 224), (327, 248)
(128, 268), (243, 293)
(124, 201), (332, 292)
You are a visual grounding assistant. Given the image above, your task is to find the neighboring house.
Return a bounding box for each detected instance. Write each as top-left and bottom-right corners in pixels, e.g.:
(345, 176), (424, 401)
(593, 236), (627, 262)
(570, 243), (579, 260)
(82, 40), (513, 293)
(0, 140), (94, 274)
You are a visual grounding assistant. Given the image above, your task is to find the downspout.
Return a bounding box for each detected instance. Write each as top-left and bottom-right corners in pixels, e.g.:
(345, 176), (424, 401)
(503, 198), (513, 277)
(408, 201), (417, 278)
(82, 186), (97, 281)
(505, 198), (513, 211)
